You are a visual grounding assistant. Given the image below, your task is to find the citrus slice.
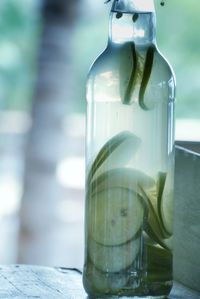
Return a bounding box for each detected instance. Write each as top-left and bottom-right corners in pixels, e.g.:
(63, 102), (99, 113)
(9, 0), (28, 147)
(89, 187), (144, 246)
(89, 237), (140, 273)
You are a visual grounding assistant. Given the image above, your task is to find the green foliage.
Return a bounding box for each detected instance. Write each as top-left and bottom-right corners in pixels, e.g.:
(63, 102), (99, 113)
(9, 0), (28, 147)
(155, 0), (200, 119)
(71, 13), (108, 113)
(0, 0), (40, 111)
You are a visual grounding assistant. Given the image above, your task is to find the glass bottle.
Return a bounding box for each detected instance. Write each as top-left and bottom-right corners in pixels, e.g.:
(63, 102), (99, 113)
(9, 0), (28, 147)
(83, 0), (175, 297)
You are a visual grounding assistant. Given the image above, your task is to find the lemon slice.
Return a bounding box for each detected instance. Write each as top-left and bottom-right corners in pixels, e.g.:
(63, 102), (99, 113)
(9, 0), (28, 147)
(89, 187), (144, 246)
(89, 237), (140, 273)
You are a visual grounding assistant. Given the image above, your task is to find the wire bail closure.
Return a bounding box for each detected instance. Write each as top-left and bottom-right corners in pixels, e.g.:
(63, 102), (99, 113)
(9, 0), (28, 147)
(104, 0), (166, 6)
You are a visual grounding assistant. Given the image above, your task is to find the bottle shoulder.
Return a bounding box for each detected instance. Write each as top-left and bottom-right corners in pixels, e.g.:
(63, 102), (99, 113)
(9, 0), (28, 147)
(87, 45), (119, 79)
(86, 42), (176, 105)
(153, 46), (176, 85)
(88, 43), (175, 84)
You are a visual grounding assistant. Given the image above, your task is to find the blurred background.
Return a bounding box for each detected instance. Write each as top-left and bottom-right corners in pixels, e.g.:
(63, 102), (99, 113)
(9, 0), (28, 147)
(0, 0), (199, 269)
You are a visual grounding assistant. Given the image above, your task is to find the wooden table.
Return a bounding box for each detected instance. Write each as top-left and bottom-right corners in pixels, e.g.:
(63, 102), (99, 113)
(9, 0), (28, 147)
(0, 265), (200, 298)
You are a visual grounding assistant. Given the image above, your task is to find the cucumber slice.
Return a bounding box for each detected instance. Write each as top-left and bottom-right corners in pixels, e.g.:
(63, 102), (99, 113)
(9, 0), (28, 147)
(146, 243), (172, 282)
(157, 173), (167, 216)
(119, 42), (136, 105)
(139, 46), (155, 111)
(85, 261), (127, 293)
(139, 186), (169, 249)
(163, 236), (173, 251)
(160, 159), (174, 237)
(157, 172), (172, 237)
(89, 187), (144, 246)
(87, 131), (141, 184)
(146, 173), (173, 239)
(147, 243), (172, 268)
(119, 42), (137, 105)
(90, 167), (155, 197)
(89, 237), (140, 273)
(161, 190), (174, 236)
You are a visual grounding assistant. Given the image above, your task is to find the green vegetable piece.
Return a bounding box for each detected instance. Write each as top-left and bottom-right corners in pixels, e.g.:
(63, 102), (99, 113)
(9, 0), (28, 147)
(147, 243), (172, 268)
(144, 223), (168, 251)
(120, 44), (155, 110)
(121, 42), (137, 105)
(84, 261), (127, 294)
(157, 172), (172, 237)
(87, 131), (141, 184)
(90, 167), (155, 198)
(139, 186), (170, 250)
(89, 237), (140, 273)
(89, 187), (144, 246)
(146, 243), (172, 282)
(139, 45), (155, 110)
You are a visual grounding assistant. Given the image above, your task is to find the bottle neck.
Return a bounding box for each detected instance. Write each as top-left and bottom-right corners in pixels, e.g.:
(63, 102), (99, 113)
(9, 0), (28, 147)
(109, 0), (156, 46)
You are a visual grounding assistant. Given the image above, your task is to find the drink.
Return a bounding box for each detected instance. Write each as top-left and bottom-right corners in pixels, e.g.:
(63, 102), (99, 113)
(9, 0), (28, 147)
(83, 1), (175, 297)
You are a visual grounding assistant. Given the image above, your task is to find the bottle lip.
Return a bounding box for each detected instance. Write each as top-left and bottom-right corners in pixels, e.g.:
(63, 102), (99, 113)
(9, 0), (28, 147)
(111, 0), (155, 13)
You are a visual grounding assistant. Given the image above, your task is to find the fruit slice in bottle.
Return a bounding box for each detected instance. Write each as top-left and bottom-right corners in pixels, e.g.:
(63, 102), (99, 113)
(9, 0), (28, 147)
(89, 236), (140, 273)
(87, 131), (141, 183)
(89, 187), (144, 246)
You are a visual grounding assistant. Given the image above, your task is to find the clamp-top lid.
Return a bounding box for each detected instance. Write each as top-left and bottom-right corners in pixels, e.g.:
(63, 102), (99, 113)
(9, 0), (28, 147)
(112, 0), (155, 13)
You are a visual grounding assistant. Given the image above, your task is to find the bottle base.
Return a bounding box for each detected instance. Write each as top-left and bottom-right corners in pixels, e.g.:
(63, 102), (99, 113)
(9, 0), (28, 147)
(88, 294), (169, 299)
(85, 280), (172, 299)
(88, 295), (168, 299)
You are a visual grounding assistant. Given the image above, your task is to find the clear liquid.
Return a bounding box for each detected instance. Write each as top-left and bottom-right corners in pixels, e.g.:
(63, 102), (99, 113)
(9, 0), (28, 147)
(83, 36), (175, 298)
